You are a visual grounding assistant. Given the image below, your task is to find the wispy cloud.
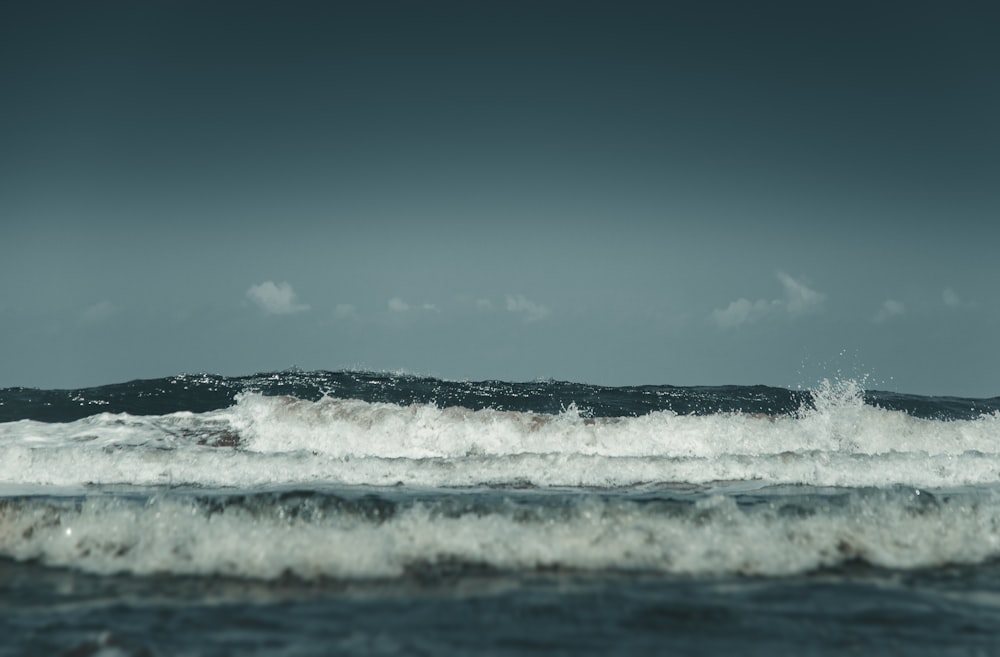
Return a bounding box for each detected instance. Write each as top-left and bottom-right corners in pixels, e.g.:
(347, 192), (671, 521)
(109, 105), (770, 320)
(388, 297), (438, 314)
(505, 294), (550, 323)
(777, 271), (825, 316)
(334, 303), (359, 320)
(942, 287), (961, 307)
(710, 272), (824, 330)
(81, 300), (117, 324)
(710, 298), (778, 330)
(246, 281), (310, 315)
(873, 299), (905, 323)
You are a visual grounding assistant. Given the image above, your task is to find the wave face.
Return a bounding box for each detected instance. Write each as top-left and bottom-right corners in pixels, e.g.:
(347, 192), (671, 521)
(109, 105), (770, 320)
(1, 371), (999, 580)
(2, 486), (998, 580)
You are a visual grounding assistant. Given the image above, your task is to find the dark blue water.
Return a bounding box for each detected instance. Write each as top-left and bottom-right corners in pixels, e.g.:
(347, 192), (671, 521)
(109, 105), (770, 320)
(3, 369), (995, 423)
(5, 559), (1000, 657)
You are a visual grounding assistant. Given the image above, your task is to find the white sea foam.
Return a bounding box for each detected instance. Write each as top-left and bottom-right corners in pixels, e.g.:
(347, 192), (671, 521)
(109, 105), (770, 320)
(0, 381), (998, 489)
(1, 487), (999, 579)
(223, 379), (1000, 461)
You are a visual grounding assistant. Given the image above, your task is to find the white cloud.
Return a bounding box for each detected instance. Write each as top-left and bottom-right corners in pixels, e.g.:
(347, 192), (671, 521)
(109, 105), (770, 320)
(874, 299), (906, 323)
(388, 297), (410, 313)
(710, 298), (776, 330)
(710, 272), (824, 329)
(505, 294), (550, 323)
(334, 303), (358, 319)
(246, 281), (310, 315)
(942, 287), (960, 307)
(777, 271), (825, 315)
(388, 298), (438, 314)
(81, 300), (117, 324)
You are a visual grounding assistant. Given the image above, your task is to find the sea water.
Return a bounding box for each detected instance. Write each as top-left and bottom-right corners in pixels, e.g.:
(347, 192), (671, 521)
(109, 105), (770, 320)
(1, 371), (999, 655)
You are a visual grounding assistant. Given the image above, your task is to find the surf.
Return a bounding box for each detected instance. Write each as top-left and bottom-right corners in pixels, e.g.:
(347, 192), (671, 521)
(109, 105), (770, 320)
(1, 376), (998, 489)
(2, 485), (999, 580)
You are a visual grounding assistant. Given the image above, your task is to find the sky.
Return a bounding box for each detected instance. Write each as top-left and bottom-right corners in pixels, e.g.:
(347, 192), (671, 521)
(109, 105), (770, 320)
(2, 1), (998, 396)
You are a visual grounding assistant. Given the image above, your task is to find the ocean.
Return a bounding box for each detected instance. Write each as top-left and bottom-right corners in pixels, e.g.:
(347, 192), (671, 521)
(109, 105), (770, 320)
(2, 370), (999, 656)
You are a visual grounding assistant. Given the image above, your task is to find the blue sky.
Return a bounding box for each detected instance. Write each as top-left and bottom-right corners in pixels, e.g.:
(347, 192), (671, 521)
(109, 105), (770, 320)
(2, 1), (998, 396)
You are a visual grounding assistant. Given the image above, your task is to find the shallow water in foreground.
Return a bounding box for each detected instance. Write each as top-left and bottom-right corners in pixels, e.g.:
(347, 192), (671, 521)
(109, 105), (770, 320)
(5, 553), (1000, 657)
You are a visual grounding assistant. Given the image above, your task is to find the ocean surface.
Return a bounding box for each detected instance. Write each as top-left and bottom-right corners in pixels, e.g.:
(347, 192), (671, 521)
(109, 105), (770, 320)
(2, 370), (1000, 656)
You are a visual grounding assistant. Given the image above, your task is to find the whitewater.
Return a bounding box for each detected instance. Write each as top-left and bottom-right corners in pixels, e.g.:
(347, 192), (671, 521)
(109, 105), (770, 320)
(2, 370), (999, 656)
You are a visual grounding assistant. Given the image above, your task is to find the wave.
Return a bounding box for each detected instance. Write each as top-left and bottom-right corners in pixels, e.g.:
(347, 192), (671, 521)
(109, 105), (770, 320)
(1, 379), (998, 489)
(3, 376), (1000, 584)
(3, 370), (997, 424)
(2, 486), (998, 580)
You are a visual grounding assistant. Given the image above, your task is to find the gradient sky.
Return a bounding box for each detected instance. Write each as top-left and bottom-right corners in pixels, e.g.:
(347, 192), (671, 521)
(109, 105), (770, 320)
(2, 1), (998, 396)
